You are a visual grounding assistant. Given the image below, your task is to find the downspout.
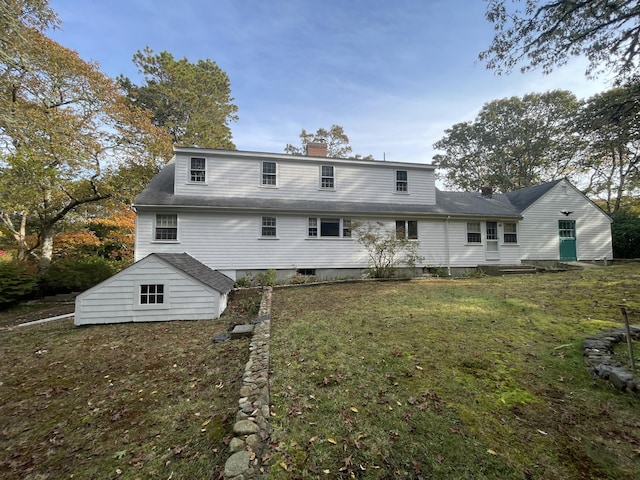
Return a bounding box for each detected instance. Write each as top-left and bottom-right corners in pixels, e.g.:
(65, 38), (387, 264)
(445, 216), (451, 276)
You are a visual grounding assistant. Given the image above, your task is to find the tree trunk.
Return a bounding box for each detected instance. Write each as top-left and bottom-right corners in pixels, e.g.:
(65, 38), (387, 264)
(39, 223), (54, 273)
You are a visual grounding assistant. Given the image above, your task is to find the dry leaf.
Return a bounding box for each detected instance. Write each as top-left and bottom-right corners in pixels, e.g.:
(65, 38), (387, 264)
(279, 462), (288, 471)
(350, 407), (358, 413)
(487, 449), (497, 455)
(327, 438), (337, 445)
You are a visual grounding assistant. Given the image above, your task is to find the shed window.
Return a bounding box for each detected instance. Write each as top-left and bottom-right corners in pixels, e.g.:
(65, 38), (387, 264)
(262, 161), (277, 186)
(189, 157), (206, 183)
(467, 222), (481, 243)
(503, 223), (518, 243)
(140, 284), (164, 304)
(396, 170), (408, 192)
(155, 214), (177, 241)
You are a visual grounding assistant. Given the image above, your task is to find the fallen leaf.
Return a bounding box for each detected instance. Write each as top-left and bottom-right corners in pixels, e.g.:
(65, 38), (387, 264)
(537, 429), (548, 435)
(327, 438), (337, 445)
(280, 462), (288, 471)
(487, 449), (497, 456)
(202, 419), (211, 426)
(350, 407), (358, 413)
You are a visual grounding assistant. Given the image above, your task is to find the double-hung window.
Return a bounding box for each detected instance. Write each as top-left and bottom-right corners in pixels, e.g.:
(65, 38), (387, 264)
(308, 217), (351, 238)
(262, 161), (277, 186)
(189, 157), (206, 183)
(155, 214), (177, 241)
(467, 222), (481, 243)
(503, 223), (518, 243)
(396, 220), (418, 239)
(261, 216), (277, 237)
(320, 165), (335, 189)
(396, 170), (408, 192)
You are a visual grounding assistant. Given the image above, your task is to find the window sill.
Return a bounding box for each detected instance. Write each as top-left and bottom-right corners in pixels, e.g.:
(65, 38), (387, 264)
(258, 237), (279, 240)
(259, 184), (279, 189)
(501, 243), (519, 246)
(393, 191), (410, 195)
(465, 243), (483, 246)
(306, 237), (354, 240)
(151, 240), (180, 244)
(186, 182), (208, 186)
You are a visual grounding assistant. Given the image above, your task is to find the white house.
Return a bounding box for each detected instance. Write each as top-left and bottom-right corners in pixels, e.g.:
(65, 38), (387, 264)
(131, 145), (613, 282)
(74, 252), (234, 325)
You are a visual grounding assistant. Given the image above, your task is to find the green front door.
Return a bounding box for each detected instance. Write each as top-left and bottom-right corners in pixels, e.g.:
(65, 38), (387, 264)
(559, 220), (577, 261)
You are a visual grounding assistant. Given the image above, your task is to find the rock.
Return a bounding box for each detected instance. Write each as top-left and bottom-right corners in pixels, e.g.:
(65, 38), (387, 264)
(233, 420), (260, 435)
(246, 434), (259, 448)
(609, 367), (634, 391)
(224, 450), (251, 477)
(229, 437), (245, 452)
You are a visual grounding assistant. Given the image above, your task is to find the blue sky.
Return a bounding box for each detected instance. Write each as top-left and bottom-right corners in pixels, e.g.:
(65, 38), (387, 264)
(48, 0), (611, 163)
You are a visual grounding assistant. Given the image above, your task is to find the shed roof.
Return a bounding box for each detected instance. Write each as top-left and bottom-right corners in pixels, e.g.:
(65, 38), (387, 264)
(153, 253), (234, 294)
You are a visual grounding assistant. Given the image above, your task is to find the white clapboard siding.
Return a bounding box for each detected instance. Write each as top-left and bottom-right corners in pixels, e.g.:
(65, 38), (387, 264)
(75, 255), (224, 325)
(443, 220), (521, 267)
(518, 180), (612, 261)
(173, 152), (437, 206)
(135, 211), (524, 272)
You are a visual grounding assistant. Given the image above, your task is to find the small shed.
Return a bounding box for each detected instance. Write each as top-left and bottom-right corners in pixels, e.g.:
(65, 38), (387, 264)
(74, 253), (234, 325)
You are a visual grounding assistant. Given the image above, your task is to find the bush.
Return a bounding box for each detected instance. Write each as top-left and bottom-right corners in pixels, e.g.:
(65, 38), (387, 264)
(253, 269), (277, 287)
(0, 260), (39, 306)
(42, 256), (125, 293)
(612, 211), (640, 258)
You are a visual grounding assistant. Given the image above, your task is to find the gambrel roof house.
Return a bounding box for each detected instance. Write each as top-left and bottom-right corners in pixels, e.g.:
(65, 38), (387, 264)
(132, 145), (612, 282)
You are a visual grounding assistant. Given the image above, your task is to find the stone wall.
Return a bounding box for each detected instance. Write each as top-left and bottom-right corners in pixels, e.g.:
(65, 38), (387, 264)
(224, 287), (273, 479)
(583, 325), (640, 393)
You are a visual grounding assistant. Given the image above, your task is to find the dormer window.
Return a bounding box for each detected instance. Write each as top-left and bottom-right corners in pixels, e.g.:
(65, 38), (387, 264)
(320, 165), (335, 189)
(262, 161), (277, 186)
(396, 170), (408, 192)
(189, 157), (206, 183)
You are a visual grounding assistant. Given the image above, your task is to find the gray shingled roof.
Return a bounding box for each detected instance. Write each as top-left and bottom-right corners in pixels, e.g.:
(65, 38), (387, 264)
(153, 253), (234, 294)
(506, 179), (563, 213)
(134, 161), (564, 219)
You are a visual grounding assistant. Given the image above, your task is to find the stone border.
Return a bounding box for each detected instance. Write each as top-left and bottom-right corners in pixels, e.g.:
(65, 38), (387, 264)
(583, 324), (640, 393)
(224, 287), (272, 479)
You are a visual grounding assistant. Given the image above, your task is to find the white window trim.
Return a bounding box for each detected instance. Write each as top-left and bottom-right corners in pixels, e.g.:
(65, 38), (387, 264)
(307, 217), (352, 239)
(396, 220), (419, 240)
(502, 222), (519, 245)
(395, 170), (409, 194)
(260, 216), (279, 239)
(260, 161), (278, 188)
(133, 281), (170, 310)
(152, 214), (179, 243)
(319, 165), (336, 191)
(466, 221), (482, 245)
(187, 157), (208, 184)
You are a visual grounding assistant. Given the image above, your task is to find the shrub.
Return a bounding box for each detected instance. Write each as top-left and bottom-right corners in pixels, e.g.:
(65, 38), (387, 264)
(42, 256), (125, 293)
(0, 260), (38, 305)
(612, 211), (640, 258)
(253, 269), (277, 287)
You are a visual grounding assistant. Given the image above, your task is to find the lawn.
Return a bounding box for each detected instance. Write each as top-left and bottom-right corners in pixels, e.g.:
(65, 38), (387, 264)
(268, 265), (640, 479)
(0, 289), (261, 480)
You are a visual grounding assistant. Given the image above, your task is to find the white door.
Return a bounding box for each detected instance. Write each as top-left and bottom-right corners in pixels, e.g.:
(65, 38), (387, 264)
(485, 221), (499, 260)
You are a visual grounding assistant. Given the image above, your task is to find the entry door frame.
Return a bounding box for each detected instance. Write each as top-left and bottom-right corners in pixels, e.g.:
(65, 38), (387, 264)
(558, 219), (577, 261)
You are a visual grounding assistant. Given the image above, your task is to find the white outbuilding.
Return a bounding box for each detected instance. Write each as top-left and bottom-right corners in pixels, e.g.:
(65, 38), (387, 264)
(74, 252), (234, 325)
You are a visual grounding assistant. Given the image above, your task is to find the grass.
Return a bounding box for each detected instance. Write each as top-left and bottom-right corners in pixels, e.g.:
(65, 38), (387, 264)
(268, 265), (640, 479)
(0, 289), (260, 480)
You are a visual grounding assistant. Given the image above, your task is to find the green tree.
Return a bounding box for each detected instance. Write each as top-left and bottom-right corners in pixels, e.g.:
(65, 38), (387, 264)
(480, 0), (640, 84)
(285, 124), (373, 159)
(0, 7), (170, 271)
(119, 48), (238, 149)
(433, 90), (581, 192)
(578, 84), (640, 214)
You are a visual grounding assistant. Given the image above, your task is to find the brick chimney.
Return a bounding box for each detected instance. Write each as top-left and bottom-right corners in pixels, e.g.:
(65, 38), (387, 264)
(306, 142), (328, 157)
(481, 185), (493, 199)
